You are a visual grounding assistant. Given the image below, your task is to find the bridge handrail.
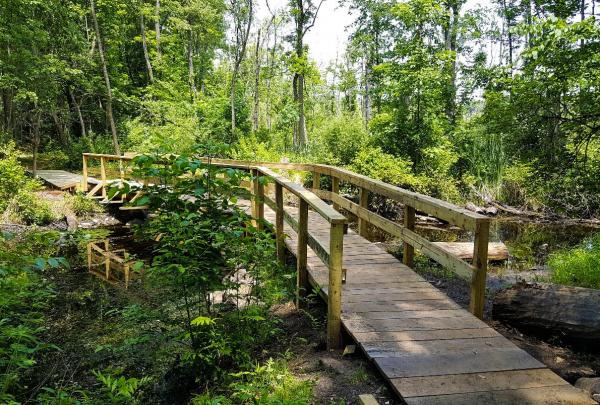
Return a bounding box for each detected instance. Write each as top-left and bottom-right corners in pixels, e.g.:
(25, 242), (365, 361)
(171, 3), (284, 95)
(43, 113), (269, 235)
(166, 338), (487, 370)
(82, 152), (490, 321)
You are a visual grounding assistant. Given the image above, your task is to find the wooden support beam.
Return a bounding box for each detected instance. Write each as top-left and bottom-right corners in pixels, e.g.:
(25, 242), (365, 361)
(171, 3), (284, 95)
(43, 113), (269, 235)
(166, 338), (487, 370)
(332, 176), (340, 211)
(82, 154), (89, 192)
(100, 156), (107, 198)
(403, 205), (416, 268)
(470, 219), (490, 319)
(252, 169), (264, 230)
(358, 187), (369, 238)
(313, 171), (321, 191)
(275, 183), (285, 264)
(296, 199), (309, 308)
(327, 221), (344, 350)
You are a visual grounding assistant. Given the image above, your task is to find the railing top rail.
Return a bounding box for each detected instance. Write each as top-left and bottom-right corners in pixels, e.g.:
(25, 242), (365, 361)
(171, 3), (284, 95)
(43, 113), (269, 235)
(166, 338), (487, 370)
(82, 153), (486, 229)
(255, 166), (346, 224)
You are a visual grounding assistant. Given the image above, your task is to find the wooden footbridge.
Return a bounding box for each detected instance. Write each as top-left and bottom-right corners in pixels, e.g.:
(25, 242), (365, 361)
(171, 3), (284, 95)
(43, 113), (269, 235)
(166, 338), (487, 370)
(77, 153), (593, 404)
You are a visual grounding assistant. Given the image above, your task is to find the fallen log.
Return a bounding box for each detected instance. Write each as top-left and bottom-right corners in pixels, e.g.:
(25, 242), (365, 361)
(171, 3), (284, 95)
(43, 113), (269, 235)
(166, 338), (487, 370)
(493, 282), (600, 346)
(433, 241), (509, 261)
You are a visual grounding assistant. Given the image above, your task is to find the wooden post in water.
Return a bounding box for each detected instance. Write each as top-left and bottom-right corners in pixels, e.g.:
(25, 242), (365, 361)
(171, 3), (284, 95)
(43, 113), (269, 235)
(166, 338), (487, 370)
(275, 183), (285, 264)
(104, 240), (110, 279)
(332, 176), (340, 211)
(252, 169), (264, 230)
(312, 171), (320, 191)
(470, 219), (490, 319)
(82, 154), (89, 192)
(358, 187), (369, 238)
(328, 221), (344, 350)
(403, 205), (416, 268)
(296, 199), (309, 308)
(100, 156), (107, 199)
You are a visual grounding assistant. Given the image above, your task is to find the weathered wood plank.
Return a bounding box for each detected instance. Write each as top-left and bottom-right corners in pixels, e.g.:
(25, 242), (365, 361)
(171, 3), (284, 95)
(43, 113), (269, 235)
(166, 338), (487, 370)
(343, 316), (489, 333)
(374, 348), (545, 378)
(342, 300), (461, 313)
(351, 328), (500, 343)
(403, 385), (595, 405)
(392, 369), (569, 398)
(362, 336), (515, 357)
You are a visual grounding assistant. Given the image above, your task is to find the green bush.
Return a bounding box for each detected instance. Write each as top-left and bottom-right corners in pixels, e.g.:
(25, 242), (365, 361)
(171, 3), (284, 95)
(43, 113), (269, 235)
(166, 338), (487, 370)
(0, 142), (41, 212)
(349, 146), (428, 193)
(6, 191), (55, 225)
(68, 193), (103, 216)
(549, 233), (600, 289)
(310, 114), (369, 166)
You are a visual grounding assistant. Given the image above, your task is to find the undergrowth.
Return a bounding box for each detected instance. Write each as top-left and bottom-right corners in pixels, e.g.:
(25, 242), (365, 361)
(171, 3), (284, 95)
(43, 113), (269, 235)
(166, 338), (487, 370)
(549, 233), (600, 289)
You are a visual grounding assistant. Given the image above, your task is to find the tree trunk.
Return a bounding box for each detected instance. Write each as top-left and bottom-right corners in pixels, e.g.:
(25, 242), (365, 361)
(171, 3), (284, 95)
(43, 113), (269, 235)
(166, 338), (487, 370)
(140, 13), (154, 83)
(90, 0), (121, 156)
(230, 70), (237, 137)
(493, 283), (600, 346)
(155, 0), (161, 58)
(32, 111), (41, 176)
(69, 87), (86, 137)
(252, 28), (261, 132)
(187, 30), (196, 101)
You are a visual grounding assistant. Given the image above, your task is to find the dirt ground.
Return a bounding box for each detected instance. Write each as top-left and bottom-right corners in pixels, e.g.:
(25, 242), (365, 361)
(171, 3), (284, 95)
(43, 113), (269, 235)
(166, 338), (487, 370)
(267, 302), (399, 404)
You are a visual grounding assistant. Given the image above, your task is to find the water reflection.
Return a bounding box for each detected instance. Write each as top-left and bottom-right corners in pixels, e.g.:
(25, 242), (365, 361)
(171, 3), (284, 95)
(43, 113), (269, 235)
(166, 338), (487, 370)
(86, 240), (139, 289)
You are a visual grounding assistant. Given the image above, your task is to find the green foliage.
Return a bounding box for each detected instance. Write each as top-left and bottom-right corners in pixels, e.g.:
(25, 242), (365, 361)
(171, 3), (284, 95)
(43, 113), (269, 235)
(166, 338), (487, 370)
(67, 193), (103, 216)
(193, 359), (314, 405)
(0, 142), (40, 212)
(93, 370), (151, 404)
(349, 146), (426, 192)
(116, 143), (292, 386)
(5, 191), (56, 225)
(550, 233), (600, 289)
(310, 114), (369, 166)
(0, 230), (65, 402)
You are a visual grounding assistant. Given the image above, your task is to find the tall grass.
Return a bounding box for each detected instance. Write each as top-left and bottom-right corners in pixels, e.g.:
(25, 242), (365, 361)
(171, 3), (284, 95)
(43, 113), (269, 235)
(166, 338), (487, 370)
(549, 233), (600, 289)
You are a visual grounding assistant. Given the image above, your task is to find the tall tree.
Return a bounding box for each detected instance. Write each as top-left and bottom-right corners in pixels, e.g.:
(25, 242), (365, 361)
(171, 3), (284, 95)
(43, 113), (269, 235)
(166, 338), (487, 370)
(290, 0), (324, 149)
(229, 0), (253, 137)
(90, 0), (121, 156)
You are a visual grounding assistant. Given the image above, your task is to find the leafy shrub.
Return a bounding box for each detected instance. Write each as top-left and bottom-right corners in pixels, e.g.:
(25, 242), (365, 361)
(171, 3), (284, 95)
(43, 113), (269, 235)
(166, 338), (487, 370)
(0, 142), (41, 212)
(5, 191), (55, 225)
(193, 359), (313, 404)
(310, 114), (369, 166)
(349, 146), (427, 193)
(501, 162), (537, 208)
(549, 233), (600, 289)
(67, 193), (103, 216)
(0, 231), (65, 402)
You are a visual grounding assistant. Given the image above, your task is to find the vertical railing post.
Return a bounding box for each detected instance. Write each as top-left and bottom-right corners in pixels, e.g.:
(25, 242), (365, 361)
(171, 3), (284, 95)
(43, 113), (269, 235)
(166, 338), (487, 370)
(296, 199), (309, 308)
(275, 183), (285, 264)
(331, 176), (340, 211)
(100, 156), (107, 199)
(104, 240), (110, 279)
(252, 169), (264, 230)
(358, 187), (369, 238)
(119, 157), (125, 202)
(312, 171), (321, 191)
(403, 205), (416, 268)
(327, 221), (344, 350)
(470, 219), (490, 319)
(82, 154), (89, 192)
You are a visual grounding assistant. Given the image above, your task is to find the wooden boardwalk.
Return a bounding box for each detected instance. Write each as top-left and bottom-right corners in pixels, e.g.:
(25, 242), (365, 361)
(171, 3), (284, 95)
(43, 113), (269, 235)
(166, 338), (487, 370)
(32, 170), (98, 190)
(259, 204), (594, 404)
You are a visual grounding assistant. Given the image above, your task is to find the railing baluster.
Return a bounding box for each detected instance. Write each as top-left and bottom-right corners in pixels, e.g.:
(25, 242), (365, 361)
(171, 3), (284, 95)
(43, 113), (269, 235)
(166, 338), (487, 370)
(82, 154), (89, 192)
(252, 169), (264, 230)
(296, 199), (309, 308)
(403, 205), (416, 268)
(100, 156), (107, 199)
(470, 219), (490, 319)
(332, 176), (339, 211)
(312, 171), (320, 191)
(358, 187), (369, 238)
(328, 221), (344, 350)
(275, 183), (285, 264)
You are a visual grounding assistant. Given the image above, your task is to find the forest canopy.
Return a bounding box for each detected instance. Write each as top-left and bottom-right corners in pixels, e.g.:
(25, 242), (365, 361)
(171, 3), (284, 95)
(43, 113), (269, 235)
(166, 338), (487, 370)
(1, 0), (599, 216)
